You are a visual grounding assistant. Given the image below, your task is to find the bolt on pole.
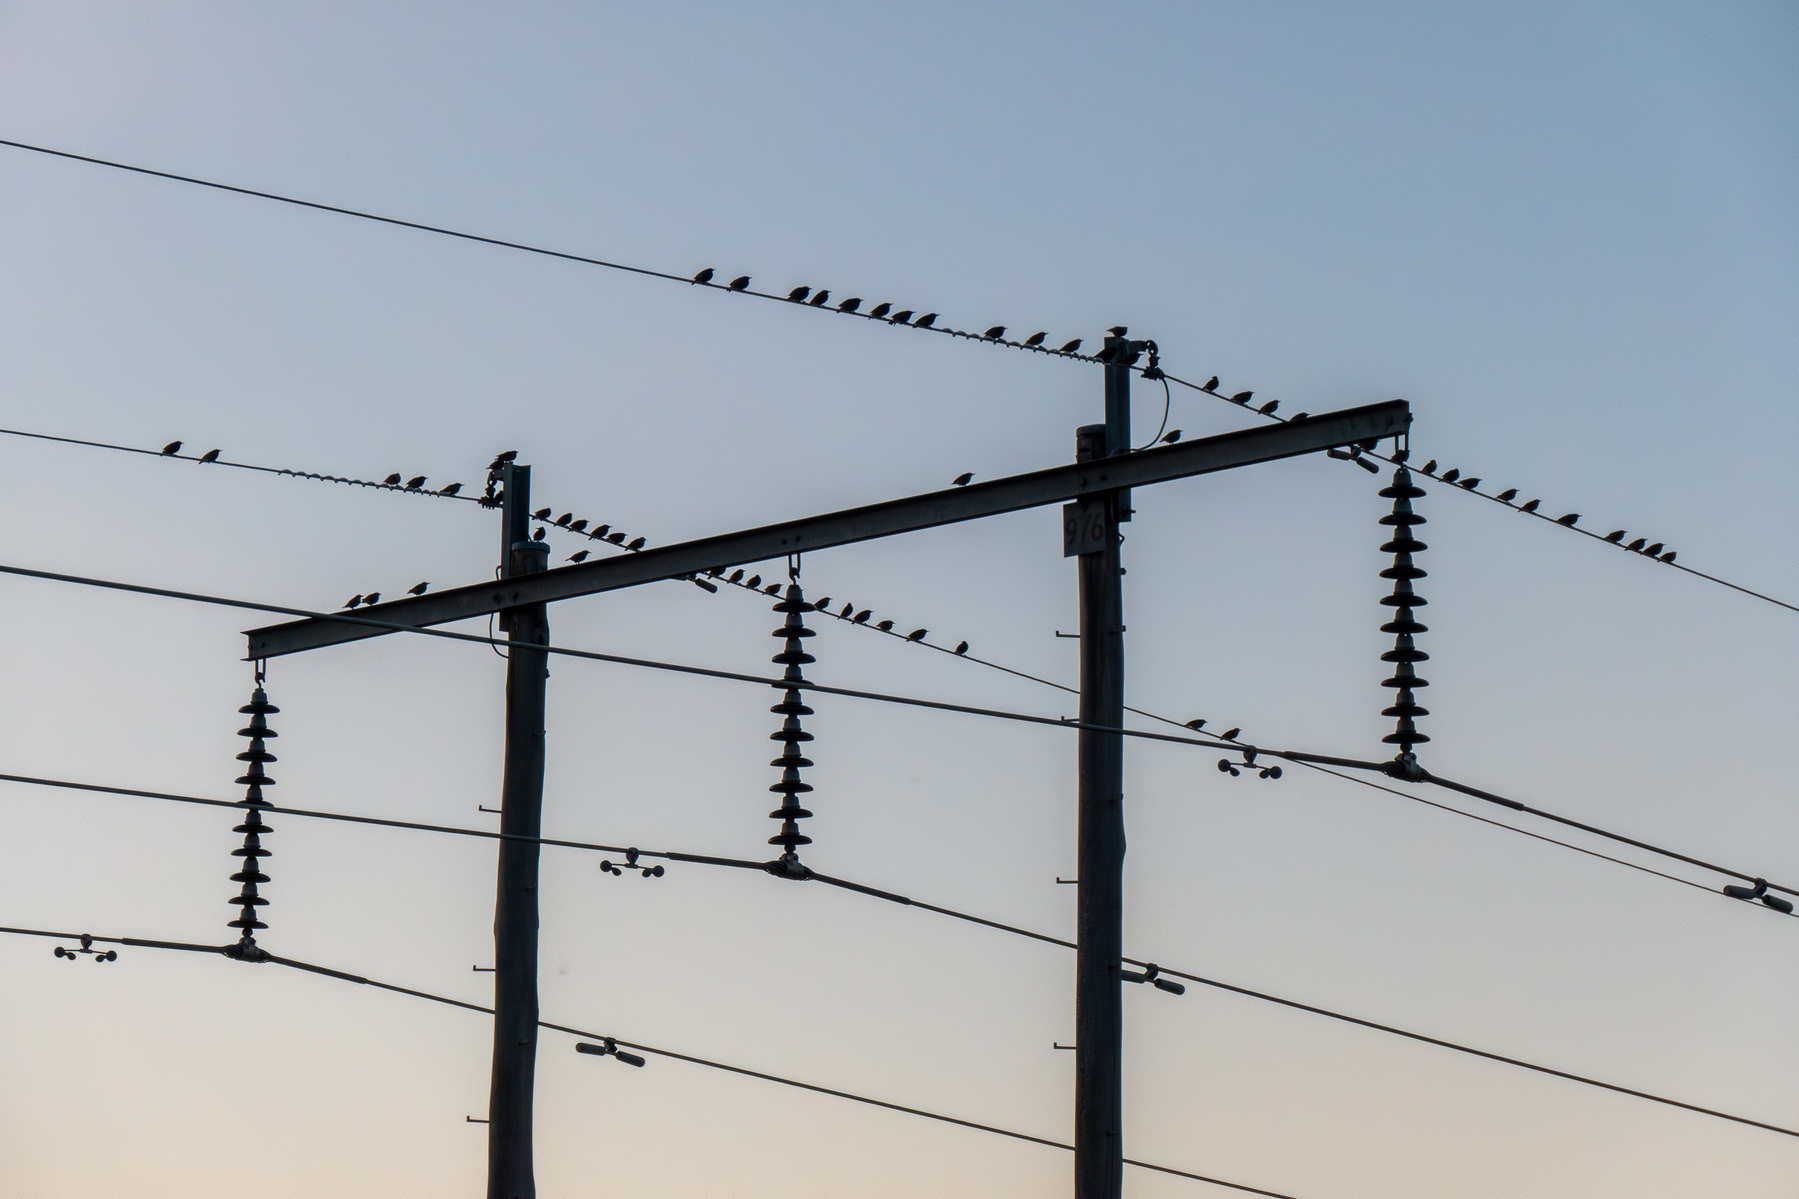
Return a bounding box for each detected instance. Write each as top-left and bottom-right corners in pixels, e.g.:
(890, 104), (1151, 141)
(488, 462), (550, 1199)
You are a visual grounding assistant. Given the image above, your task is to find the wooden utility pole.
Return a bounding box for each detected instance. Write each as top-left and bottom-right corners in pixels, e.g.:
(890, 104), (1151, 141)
(488, 462), (549, 1199)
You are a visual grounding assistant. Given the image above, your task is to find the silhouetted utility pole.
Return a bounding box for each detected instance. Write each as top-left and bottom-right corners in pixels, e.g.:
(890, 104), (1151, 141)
(489, 462), (549, 1199)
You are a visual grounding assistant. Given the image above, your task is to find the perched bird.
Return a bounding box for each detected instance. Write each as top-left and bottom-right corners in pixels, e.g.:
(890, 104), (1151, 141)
(1496, 488), (1518, 502)
(1258, 400), (1279, 415)
(1184, 719), (1207, 730)
(161, 440), (183, 455)
(344, 595), (363, 609)
(1459, 477), (1480, 489)
(1625, 538), (1646, 551)
(626, 536), (646, 550)
(788, 286), (811, 302)
(813, 597), (832, 611)
(1059, 339), (1083, 353)
(554, 513), (573, 526)
(906, 628), (927, 641)
(439, 483), (463, 495)
(407, 476), (427, 489)
(764, 582), (781, 595)
(199, 448), (221, 463)
(1161, 430), (1182, 444)
(1604, 530), (1626, 543)
(589, 524), (611, 538)
(1106, 325), (1129, 336)
(914, 313), (937, 328)
(1288, 412), (1309, 422)
(357, 591), (382, 608)
(1220, 727), (1240, 741)
(983, 326), (1007, 340)
(954, 641), (969, 655)
(569, 519), (588, 533)
(837, 297), (861, 312)
(488, 450), (518, 469)
(876, 619), (895, 632)
(1643, 542), (1664, 557)
(408, 582), (429, 595)
(1521, 499), (1541, 512)
(1420, 460), (1438, 474)
(1024, 332), (1046, 347)
(533, 508), (552, 520)
(952, 472), (974, 486)
(383, 473), (402, 485)
(605, 532), (626, 544)
(840, 602), (854, 617)
(1557, 513), (1580, 526)
(564, 550), (587, 563)
(533, 528), (546, 541)
(1202, 376), (1219, 391)
(808, 290), (831, 307)
(729, 570), (745, 583)
(728, 275), (751, 291)
(745, 574), (761, 588)
(1228, 391), (1253, 404)
(890, 309), (914, 324)
(852, 609), (872, 624)
(868, 303), (892, 319)
(692, 268), (714, 284)
(1440, 468), (1460, 483)
(1094, 347), (1118, 363)
(1660, 551), (1677, 563)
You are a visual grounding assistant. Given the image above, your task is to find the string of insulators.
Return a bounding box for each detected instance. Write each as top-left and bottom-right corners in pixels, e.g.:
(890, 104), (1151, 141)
(767, 583), (817, 870)
(1378, 467), (1430, 762)
(227, 686), (278, 953)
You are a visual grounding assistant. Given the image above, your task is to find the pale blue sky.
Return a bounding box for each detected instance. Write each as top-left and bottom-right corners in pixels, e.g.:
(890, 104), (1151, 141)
(0, 3), (1795, 1197)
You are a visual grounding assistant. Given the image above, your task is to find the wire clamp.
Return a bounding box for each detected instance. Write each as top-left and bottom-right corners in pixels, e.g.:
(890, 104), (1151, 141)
(599, 847), (665, 879)
(1722, 878), (1795, 914)
(1120, 963), (1185, 995)
(1216, 747), (1281, 780)
(52, 934), (117, 963)
(575, 1038), (647, 1068)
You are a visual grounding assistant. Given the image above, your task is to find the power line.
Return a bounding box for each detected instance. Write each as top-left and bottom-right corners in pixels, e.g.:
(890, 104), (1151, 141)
(0, 136), (1107, 366)
(6, 768), (1792, 1133)
(0, 922), (1305, 1198)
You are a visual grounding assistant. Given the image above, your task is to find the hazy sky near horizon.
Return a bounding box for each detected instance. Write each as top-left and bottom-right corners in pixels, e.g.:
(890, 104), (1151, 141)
(0, 3), (1796, 1197)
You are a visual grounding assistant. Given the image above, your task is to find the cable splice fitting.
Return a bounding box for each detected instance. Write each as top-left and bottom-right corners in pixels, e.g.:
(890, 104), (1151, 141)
(1377, 467), (1430, 761)
(765, 583), (816, 868)
(227, 685), (279, 953)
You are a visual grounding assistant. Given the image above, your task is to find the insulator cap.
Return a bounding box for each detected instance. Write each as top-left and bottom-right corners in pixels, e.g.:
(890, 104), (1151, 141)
(234, 770), (276, 786)
(1378, 511), (1428, 527)
(1379, 616), (1429, 634)
(1379, 647), (1430, 663)
(1382, 730), (1432, 745)
(1381, 674), (1431, 689)
(766, 806), (815, 821)
(1378, 482), (1426, 499)
(769, 779), (815, 795)
(1378, 564), (1427, 580)
(768, 830), (813, 847)
(1379, 536), (1427, 554)
(235, 748), (278, 764)
(229, 869), (271, 884)
(770, 649), (817, 666)
(238, 690), (280, 715)
(236, 725), (279, 739)
(1381, 701), (1431, 717)
(768, 754), (815, 769)
(1379, 593), (1427, 607)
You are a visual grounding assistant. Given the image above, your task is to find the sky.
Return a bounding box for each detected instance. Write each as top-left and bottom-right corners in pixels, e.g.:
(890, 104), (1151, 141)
(0, 2), (1796, 1196)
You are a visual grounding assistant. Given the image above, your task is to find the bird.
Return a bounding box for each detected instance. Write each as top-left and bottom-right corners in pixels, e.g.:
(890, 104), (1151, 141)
(1024, 332), (1046, 347)
(626, 537), (646, 550)
(605, 532), (626, 544)
(840, 602), (854, 617)
(199, 448), (221, 463)
(852, 609), (872, 624)
(1420, 460), (1438, 474)
(954, 641), (969, 655)
(569, 519), (588, 533)
(362, 591), (381, 606)
(1521, 499), (1540, 512)
(1059, 339), (1083, 353)
(876, 619), (894, 632)
(813, 597), (832, 611)
(890, 309), (914, 324)
(808, 290), (831, 307)
(915, 313), (937, 327)
(408, 582), (429, 595)
(588, 524), (610, 539)
(1220, 727), (1241, 740)
(692, 268), (714, 284)
(1202, 376), (1219, 391)
(788, 286), (811, 302)
(1557, 513), (1580, 526)
(1229, 391), (1253, 404)
(407, 476), (427, 489)
(1184, 719), (1206, 730)
(554, 513), (572, 526)
(1604, 530), (1626, 543)
(1106, 325), (1128, 337)
(983, 326), (1006, 340)
(1288, 412), (1309, 422)
(764, 582), (781, 594)
(488, 450), (519, 469)
(1258, 400), (1279, 415)
(745, 574), (761, 588)
(1626, 538), (1646, 551)
(160, 441), (182, 455)
(1459, 477), (1480, 489)
(1496, 488), (1518, 502)
(532, 508), (552, 520)
(729, 570), (745, 583)
(867, 302), (892, 319)
(953, 472), (973, 486)
(1643, 542), (1664, 556)
(1094, 347), (1117, 363)
(533, 528), (546, 541)
(567, 550), (589, 563)
(1440, 468), (1460, 483)
(1161, 430), (1182, 444)
(343, 595), (363, 609)
(439, 483), (463, 495)
(838, 297), (861, 312)
(1660, 551), (1677, 563)
(728, 275), (751, 291)
(383, 473), (402, 485)
(906, 628), (927, 641)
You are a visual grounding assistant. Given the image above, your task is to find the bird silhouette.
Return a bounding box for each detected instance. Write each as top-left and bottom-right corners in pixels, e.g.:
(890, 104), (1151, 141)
(1643, 542), (1663, 556)
(1604, 530), (1626, 543)
(344, 595), (363, 609)
(533, 528), (546, 541)
(840, 602), (854, 617)
(1229, 391), (1253, 404)
(1184, 719), (1206, 730)
(1420, 460), (1438, 474)
(199, 449), (221, 463)
(813, 597), (832, 611)
(1094, 347), (1117, 363)
(764, 582), (781, 594)
(1440, 468), (1459, 483)
(728, 276), (750, 291)
(364, 592), (381, 605)
(906, 628), (927, 641)
(890, 310), (914, 324)
(1626, 538), (1646, 551)
(852, 610), (872, 624)
(408, 582), (429, 595)
(1025, 332), (1046, 347)
(605, 532), (626, 544)
(1659, 551), (1677, 563)
(383, 473), (402, 486)
(1459, 477), (1480, 489)
(1521, 499), (1541, 512)
(983, 326), (1006, 340)
(1258, 400), (1279, 415)
(1202, 377), (1219, 391)
(1106, 326), (1128, 337)
(589, 524), (610, 539)
(915, 313), (936, 327)
(745, 575), (761, 588)
(1557, 513), (1580, 526)
(488, 450), (518, 469)
(1496, 488), (1518, 502)
(626, 537), (646, 550)
(1220, 727), (1240, 740)
(532, 508), (551, 520)
(439, 483), (463, 495)
(867, 302), (891, 319)
(729, 570), (745, 583)
(568, 519), (588, 533)
(876, 619), (894, 631)
(808, 290), (831, 306)
(568, 551), (589, 563)
(788, 286), (811, 302)
(161, 441), (182, 455)
(692, 268), (714, 284)
(1059, 339), (1083, 353)
(954, 641), (969, 655)
(407, 476), (427, 489)
(838, 297), (861, 312)
(1288, 412), (1309, 422)
(554, 513), (572, 526)
(1161, 430), (1182, 444)
(953, 472), (973, 486)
